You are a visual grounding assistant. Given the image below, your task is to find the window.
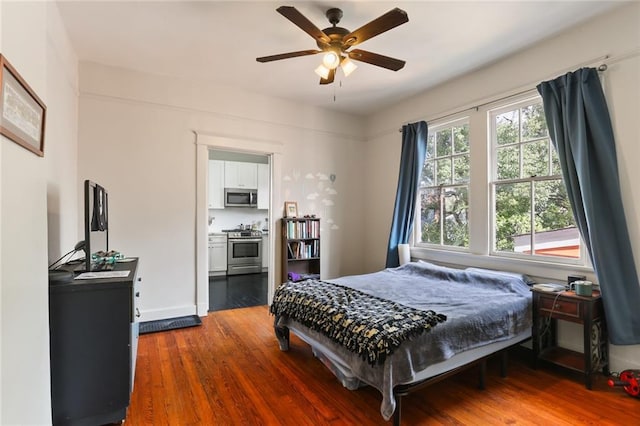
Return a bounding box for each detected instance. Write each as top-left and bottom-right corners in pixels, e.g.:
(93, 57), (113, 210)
(417, 119), (470, 249)
(490, 98), (582, 262)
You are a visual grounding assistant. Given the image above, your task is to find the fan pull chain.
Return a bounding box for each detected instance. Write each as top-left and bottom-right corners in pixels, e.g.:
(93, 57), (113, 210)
(333, 79), (343, 102)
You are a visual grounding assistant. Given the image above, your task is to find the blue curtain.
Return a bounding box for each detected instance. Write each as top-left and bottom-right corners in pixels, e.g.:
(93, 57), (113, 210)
(537, 68), (640, 344)
(385, 121), (428, 268)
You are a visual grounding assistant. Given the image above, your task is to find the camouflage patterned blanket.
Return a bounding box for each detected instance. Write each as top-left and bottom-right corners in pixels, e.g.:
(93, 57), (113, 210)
(270, 279), (447, 365)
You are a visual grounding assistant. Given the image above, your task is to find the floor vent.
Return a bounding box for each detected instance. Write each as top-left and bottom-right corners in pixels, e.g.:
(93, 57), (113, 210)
(139, 315), (202, 335)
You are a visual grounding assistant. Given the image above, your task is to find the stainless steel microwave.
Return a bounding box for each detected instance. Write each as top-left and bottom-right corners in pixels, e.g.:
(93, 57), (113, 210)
(224, 188), (257, 207)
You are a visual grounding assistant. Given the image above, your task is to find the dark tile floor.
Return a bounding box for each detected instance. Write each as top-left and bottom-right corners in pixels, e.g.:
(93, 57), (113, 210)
(209, 272), (268, 312)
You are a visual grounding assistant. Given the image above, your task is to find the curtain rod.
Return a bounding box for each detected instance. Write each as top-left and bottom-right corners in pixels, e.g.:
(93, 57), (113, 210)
(396, 50), (639, 132)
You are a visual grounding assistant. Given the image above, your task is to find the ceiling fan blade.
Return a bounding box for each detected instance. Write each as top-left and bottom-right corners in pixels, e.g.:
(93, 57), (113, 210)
(277, 6), (331, 46)
(256, 50), (321, 63)
(319, 68), (335, 85)
(348, 49), (406, 71)
(343, 8), (408, 47)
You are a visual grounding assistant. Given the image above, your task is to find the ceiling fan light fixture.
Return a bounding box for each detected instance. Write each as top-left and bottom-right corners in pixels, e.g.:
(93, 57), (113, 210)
(314, 64), (330, 79)
(257, 6), (409, 86)
(322, 51), (340, 70)
(340, 57), (357, 77)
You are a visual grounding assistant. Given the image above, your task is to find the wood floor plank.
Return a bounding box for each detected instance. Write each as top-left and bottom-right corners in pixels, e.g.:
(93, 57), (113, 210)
(126, 306), (640, 425)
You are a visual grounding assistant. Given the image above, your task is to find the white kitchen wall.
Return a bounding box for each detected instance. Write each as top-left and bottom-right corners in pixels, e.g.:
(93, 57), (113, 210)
(77, 62), (366, 321)
(0, 1), (79, 423)
(209, 208), (269, 232)
(363, 3), (640, 371)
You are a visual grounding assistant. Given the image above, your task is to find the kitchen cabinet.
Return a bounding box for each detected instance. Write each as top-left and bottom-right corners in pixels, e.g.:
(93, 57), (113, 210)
(224, 161), (257, 189)
(208, 160), (225, 209)
(262, 233), (269, 271)
(209, 233), (227, 273)
(257, 163), (269, 209)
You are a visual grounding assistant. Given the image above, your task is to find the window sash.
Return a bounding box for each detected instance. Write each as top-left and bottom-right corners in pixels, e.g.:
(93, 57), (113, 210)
(489, 98), (585, 265)
(417, 117), (470, 250)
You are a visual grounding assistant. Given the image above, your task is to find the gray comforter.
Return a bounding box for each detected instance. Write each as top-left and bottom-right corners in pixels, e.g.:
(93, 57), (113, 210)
(276, 261), (533, 420)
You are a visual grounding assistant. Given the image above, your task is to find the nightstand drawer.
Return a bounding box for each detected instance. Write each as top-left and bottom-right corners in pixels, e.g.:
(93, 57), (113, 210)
(539, 296), (580, 318)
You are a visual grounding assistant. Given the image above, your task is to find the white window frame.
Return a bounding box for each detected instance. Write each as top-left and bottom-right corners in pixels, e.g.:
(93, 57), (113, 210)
(488, 96), (587, 267)
(410, 91), (593, 281)
(414, 116), (471, 252)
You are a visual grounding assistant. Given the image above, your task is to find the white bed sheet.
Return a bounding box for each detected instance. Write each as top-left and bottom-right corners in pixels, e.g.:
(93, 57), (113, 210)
(287, 320), (531, 416)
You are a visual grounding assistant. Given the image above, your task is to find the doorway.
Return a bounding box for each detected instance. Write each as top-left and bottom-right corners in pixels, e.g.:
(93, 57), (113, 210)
(195, 133), (282, 316)
(208, 149), (269, 311)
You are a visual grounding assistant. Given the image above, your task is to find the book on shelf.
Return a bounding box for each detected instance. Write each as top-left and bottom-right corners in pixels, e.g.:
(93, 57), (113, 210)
(285, 218), (320, 239)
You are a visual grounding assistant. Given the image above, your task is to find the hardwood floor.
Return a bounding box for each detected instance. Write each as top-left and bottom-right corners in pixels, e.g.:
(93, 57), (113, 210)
(127, 306), (639, 425)
(209, 272), (268, 311)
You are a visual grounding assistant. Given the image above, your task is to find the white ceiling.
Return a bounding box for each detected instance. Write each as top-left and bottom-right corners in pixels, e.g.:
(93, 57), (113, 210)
(56, 1), (623, 116)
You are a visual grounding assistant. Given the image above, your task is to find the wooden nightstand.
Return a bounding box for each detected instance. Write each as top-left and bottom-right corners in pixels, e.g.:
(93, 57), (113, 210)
(532, 289), (609, 389)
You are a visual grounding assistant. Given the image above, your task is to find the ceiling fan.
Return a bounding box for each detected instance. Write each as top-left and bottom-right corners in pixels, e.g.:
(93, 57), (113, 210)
(256, 6), (409, 85)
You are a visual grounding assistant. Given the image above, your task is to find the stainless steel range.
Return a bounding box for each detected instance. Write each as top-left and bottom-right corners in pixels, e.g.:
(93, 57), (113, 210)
(224, 229), (263, 275)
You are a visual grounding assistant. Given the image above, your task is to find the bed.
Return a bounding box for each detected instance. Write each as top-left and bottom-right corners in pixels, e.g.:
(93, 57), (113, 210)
(270, 261), (533, 425)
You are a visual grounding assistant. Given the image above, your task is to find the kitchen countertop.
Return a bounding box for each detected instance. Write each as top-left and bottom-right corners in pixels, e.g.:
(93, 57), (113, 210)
(209, 230), (268, 235)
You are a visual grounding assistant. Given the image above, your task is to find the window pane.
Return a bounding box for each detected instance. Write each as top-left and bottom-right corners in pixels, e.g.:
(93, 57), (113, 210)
(436, 158), (452, 185)
(496, 110), (519, 145)
(497, 146), (519, 180)
(495, 182), (531, 252)
(443, 187), (469, 247)
(453, 155), (470, 183)
(551, 145), (562, 175)
(426, 133), (435, 159)
(453, 124), (469, 154)
(436, 129), (452, 157)
(523, 140), (549, 177)
(421, 160), (435, 186)
(420, 120), (470, 250)
(521, 104), (547, 141)
(533, 180), (579, 258)
(420, 188), (441, 244)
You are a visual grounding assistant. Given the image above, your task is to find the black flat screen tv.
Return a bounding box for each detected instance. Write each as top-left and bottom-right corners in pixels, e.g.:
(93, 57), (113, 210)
(84, 179), (109, 271)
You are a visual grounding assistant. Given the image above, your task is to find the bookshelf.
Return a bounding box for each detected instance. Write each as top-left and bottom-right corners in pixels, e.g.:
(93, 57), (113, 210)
(281, 217), (320, 284)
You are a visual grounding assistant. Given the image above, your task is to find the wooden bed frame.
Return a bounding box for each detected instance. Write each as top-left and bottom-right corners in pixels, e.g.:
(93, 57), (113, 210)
(275, 320), (529, 425)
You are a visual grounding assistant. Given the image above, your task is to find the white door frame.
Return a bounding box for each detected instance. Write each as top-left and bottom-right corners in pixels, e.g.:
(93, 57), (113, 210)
(195, 132), (282, 316)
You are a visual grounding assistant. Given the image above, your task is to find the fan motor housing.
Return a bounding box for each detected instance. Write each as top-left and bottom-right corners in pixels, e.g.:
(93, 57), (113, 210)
(318, 26), (349, 50)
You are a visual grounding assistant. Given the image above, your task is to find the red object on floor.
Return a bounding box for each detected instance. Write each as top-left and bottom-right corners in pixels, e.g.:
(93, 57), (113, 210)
(608, 370), (640, 398)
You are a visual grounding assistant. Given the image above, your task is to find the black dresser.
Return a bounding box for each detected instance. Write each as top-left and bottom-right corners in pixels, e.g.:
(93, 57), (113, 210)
(49, 259), (140, 425)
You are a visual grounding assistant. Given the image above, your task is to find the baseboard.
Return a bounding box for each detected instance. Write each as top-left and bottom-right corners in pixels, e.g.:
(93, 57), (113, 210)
(139, 305), (197, 322)
(197, 301), (209, 317)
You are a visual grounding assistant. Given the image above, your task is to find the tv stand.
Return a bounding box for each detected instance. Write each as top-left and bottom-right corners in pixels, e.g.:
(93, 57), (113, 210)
(49, 258), (140, 425)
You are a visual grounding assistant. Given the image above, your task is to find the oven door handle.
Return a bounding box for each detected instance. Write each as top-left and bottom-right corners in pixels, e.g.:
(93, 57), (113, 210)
(229, 238), (262, 243)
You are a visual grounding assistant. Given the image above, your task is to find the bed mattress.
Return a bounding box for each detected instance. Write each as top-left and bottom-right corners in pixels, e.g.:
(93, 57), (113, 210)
(273, 261), (533, 420)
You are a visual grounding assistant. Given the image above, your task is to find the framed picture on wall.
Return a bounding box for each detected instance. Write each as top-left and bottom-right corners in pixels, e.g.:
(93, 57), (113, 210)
(284, 201), (298, 218)
(0, 54), (46, 157)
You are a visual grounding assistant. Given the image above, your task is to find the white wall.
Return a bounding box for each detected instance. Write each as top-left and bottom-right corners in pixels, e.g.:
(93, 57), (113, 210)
(363, 3), (640, 371)
(77, 63), (366, 321)
(0, 1), (79, 424)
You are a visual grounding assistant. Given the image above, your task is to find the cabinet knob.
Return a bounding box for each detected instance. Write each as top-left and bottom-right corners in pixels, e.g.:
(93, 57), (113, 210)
(136, 308), (141, 318)
(138, 277), (142, 282)
(135, 292), (140, 297)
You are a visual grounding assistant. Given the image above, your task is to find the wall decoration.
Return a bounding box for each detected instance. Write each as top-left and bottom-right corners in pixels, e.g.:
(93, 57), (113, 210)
(0, 54), (46, 157)
(284, 201), (298, 218)
(283, 168), (339, 230)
